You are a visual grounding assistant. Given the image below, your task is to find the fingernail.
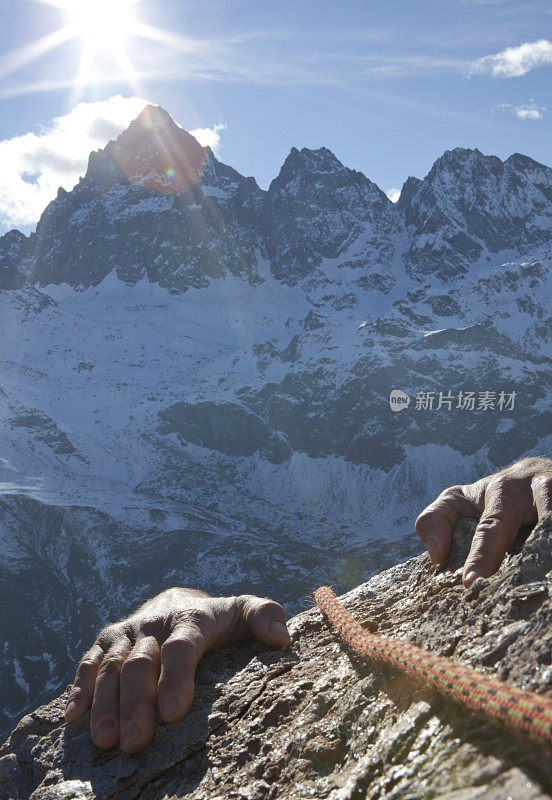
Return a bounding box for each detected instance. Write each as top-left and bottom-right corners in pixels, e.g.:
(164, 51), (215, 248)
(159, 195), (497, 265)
(65, 701), (77, 719)
(270, 621), (290, 639)
(96, 718), (115, 740)
(464, 569), (480, 587)
(121, 722), (140, 748)
(161, 695), (179, 719)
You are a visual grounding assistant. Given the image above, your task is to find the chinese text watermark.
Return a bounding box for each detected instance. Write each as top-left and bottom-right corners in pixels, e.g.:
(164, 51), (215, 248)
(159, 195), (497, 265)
(389, 390), (516, 412)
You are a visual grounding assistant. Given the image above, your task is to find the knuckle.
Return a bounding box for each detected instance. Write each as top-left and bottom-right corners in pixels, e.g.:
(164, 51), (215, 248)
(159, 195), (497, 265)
(532, 473), (552, 492)
(96, 623), (125, 650)
(161, 636), (200, 662)
(487, 474), (511, 492)
(121, 653), (155, 676)
(486, 476), (525, 508)
(235, 594), (257, 614)
(234, 595), (255, 629)
(171, 607), (215, 635)
(478, 511), (511, 530)
(76, 658), (99, 675)
(434, 486), (465, 512)
(97, 655), (126, 676)
(440, 484), (463, 498)
(173, 607), (208, 626)
(236, 593), (268, 619)
(160, 637), (184, 658)
(135, 619), (166, 640)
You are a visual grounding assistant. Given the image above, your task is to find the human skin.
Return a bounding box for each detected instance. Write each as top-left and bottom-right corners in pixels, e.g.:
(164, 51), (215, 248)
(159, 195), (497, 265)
(65, 456), (552, 753)
(415, 456), (552, 587)
(64, 589), (290, 753)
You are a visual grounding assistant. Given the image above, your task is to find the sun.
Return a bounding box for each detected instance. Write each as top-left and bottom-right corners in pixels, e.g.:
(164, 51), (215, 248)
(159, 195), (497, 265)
(63, 0), (138, 55)
(52, 0), (143, 101)
(1, 0), (193, 102)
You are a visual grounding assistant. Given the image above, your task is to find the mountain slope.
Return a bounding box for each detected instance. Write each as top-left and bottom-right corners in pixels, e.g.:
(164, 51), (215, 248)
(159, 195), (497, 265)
(0, 104), (551, 738)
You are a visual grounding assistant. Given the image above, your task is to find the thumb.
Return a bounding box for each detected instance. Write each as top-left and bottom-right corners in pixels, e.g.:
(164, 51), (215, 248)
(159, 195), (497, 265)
(237, 595), (291, 648)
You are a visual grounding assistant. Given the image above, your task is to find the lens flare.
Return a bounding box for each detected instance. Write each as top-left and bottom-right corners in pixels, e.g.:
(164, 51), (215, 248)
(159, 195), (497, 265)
(65, 0), (136, 54)
(2, 0), (203, 101)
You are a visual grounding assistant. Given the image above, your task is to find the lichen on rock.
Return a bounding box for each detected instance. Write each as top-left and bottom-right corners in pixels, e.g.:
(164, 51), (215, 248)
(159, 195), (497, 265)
(2, 516), (552, 799)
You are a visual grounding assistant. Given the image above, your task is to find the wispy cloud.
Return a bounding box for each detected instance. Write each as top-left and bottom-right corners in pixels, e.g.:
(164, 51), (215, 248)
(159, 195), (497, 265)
(493, 98), (546, 119)
(0, 95), (147, 232)
(472, 39), (552, 77)
(0, 24), (495, 101)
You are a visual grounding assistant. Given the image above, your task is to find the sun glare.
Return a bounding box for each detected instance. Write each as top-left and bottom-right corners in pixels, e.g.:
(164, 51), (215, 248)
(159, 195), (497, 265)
(1, 0), (193, 102)
(64, 0), (137, 53)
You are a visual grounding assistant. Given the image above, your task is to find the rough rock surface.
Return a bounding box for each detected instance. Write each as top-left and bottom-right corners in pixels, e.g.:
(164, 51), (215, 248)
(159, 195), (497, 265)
(3, 517), (552, 800)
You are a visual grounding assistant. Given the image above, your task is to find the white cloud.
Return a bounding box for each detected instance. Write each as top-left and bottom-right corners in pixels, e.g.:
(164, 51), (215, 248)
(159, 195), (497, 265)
(189, 123), (227, 154)
(494, 99), (546, 120)
(0, 94), (148, 232)
(515, 104), (544, 120)
(386, 187), (401, 203)
(472, 39), (552, 78)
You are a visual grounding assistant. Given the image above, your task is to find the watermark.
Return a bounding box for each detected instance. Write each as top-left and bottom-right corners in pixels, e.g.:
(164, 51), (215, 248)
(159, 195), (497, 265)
(389, 389), (411, 411)
(389, 390), (516, 411)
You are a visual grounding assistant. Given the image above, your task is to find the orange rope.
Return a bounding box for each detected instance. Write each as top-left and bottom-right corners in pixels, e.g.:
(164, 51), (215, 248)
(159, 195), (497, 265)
(314, 585), (552, 750)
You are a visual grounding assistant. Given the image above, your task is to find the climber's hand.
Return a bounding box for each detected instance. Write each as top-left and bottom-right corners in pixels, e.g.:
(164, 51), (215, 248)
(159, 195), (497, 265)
(64, 588), (290, 753)
(415, 456), (552, 589)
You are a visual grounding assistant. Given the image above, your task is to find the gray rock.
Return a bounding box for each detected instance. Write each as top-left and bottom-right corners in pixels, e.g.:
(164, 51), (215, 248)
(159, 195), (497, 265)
(3, 516), (552, 799)
(398, 147), (552, 281)
(158, 400), (292, 463)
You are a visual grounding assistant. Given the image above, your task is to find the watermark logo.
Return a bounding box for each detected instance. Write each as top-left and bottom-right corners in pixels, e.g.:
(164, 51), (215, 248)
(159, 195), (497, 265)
(415, 390), (516, 411)
(389, 389), (517, 412)
(389, 389), (411, 411)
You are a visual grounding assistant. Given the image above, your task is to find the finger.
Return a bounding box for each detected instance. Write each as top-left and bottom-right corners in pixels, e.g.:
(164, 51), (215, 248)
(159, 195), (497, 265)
(463, 479), (525, 587)
(119, 636), (161, 753)
(415, 485), (479, 564)
(237, 595), (291, 648)
(532, 473), (552, 520)
(90, 639), (132, 749)
(65, 644), (104, 722)
(158, 624), (206, 724)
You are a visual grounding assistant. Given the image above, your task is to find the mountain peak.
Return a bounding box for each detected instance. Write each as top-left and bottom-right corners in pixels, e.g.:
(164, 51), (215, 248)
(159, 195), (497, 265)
(135, 104), (176, 129)
(430, 147), (484, 170)
(269, 146), (351, 195)
(284, 145), (344, 171)
(421, 147), (509, 194)
(85, 104), (208, 195)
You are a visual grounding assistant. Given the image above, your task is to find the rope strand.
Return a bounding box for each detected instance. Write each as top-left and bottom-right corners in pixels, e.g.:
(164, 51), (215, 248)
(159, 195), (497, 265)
(314, 585), (552, 749)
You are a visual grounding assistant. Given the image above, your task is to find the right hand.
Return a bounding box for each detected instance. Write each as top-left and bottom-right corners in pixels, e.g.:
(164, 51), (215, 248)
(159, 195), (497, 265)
(415, 456), (552, 587)
(64, 587), (290, 753)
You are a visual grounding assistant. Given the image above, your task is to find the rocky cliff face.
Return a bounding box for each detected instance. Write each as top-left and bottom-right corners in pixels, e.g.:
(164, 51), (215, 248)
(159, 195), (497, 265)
(2, 517), (552, 800)
(2, 105), (552, 294)
(398, 148), (552, 280)
(0, 105), (551, 739)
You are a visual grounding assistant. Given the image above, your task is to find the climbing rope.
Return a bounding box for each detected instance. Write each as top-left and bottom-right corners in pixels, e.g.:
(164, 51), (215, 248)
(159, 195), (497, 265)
(314, 585), (552, 750)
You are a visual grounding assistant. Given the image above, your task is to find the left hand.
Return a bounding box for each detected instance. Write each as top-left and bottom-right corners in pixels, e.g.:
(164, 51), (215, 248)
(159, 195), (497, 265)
(415, 456), (552, 587)
(64, 588), (290, 753)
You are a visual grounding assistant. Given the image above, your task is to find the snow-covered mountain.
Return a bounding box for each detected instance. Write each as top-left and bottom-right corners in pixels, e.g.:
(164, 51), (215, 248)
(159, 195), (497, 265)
(1, 104), (551, 737)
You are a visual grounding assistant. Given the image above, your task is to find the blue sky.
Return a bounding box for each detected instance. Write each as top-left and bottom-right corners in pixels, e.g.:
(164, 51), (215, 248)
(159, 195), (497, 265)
(0, 0), (550, 234)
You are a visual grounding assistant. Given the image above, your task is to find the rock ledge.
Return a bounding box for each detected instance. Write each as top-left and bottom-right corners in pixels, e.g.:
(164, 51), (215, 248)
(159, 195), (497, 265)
(2, 517), (552, 799)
